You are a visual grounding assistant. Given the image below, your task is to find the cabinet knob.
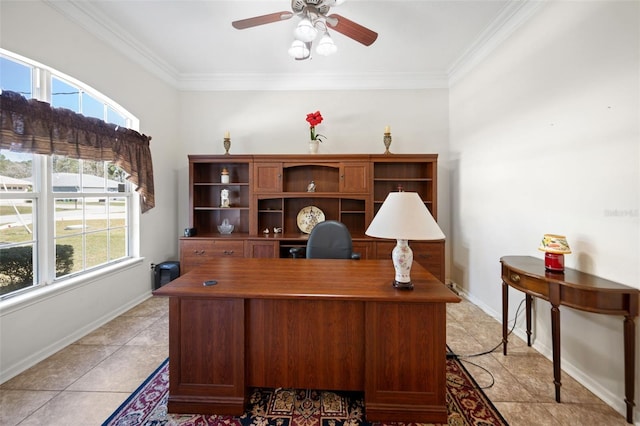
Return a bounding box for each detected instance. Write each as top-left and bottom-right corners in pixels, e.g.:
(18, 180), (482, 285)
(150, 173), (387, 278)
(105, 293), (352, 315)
(193, 250), (205, 256)
(223, 250), (234, 255)
(510, 274), (520, 283)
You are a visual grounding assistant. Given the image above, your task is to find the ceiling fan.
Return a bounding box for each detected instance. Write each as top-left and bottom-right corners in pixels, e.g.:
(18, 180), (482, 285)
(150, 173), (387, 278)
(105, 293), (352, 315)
(232, 0), (378, 60)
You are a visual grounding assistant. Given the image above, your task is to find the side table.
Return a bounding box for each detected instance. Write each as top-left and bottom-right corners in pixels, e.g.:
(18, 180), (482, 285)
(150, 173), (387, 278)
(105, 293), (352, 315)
(500, 255), (638, 424)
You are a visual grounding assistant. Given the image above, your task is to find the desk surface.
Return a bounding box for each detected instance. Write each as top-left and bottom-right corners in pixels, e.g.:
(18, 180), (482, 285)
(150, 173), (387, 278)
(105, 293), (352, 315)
(154, 258), (460, 303)
(154, 257), (459, 422)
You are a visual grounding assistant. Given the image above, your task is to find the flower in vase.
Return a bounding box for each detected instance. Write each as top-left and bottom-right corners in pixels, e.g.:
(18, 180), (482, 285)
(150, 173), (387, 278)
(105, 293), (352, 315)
(306, 111), (326, 142)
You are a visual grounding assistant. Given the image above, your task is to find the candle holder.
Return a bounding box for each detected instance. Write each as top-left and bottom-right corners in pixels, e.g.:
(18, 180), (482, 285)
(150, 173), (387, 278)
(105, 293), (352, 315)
(223, 137), (231, 155)
(383, 132), (392, 154)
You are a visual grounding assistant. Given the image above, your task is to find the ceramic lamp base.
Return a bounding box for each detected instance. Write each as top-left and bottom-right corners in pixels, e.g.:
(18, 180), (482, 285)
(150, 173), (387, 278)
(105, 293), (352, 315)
(392, 239), (414, 290)
(393, 280), (413, 290)
(545, 252), (565, 272)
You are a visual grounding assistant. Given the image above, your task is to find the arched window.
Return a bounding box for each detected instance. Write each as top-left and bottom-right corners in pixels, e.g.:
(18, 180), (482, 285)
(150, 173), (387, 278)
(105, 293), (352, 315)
(0, 49), (149, 298)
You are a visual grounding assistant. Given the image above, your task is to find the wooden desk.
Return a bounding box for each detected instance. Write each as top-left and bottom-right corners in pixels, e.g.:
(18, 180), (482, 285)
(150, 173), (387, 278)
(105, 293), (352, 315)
(153, 258), (460, 423)
(500, 256), (639, 423)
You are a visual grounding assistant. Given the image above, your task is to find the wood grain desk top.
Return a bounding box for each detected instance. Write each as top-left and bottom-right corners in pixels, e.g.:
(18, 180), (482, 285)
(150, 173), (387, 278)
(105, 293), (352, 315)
(153, 258), (460, 303)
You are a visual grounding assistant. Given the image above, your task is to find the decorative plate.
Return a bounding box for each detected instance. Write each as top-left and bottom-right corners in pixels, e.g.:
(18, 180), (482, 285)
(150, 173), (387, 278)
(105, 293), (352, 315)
(296, 206), (325, 234)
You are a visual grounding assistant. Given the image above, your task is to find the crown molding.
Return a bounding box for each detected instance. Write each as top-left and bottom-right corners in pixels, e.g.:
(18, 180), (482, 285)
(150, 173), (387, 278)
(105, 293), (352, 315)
(177, 72), (449, 91)
(447, 0), (546, 87)
(44, 0), (180, 87)
(45, 0), (542, 92)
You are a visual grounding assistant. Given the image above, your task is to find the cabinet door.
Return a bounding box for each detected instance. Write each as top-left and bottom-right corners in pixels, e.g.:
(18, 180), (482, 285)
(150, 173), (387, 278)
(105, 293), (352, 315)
(246, 240), (278, 258)
(254, 163), (282, 193)
(352, 241), (373, 259)
(340, 162), (369, 193)
(411, 241), (445, 283)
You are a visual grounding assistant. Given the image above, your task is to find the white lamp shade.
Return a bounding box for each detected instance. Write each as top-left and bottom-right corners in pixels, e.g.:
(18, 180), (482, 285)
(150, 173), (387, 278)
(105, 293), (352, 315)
(288, 40), (310, 59)
(294, 17), (318, 42)
(316, 32), (337, 56)
(365, 192), (445, 241)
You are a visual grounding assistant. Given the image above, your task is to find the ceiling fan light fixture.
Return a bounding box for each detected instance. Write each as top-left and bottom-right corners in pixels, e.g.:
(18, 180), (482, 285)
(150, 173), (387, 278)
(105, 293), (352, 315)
(294, 17), (318, 42)
(316, 32), (337, 56)
(288, 39), (310, 59)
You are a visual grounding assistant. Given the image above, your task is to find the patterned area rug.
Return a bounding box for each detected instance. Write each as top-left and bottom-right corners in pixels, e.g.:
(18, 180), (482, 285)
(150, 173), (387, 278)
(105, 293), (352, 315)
(103, 358), (508, 426)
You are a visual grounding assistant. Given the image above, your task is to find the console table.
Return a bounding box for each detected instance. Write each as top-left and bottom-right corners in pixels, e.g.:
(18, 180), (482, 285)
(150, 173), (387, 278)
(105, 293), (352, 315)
(500, 255), (638, 423)
(153, 258), (460, 423)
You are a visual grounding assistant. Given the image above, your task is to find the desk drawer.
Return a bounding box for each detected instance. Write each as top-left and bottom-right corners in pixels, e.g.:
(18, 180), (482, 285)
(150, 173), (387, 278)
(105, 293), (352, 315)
(183, 240), (245, 258)
(502, 266), (549, 299)
(181, 239), (245, 274)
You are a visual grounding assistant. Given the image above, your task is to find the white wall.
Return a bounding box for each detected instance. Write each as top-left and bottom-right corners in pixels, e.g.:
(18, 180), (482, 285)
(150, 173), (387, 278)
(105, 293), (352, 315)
(449, 0), (639, 419)
(0, 1), (180, 381)
(175, 89), (451, 236)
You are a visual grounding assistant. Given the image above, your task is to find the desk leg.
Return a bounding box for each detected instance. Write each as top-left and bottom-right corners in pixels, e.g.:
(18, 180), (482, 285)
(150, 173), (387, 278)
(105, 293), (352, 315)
(502, 280), (509, 356)
(624, 315), (635, 423)
(525, 294), (532, 346)
(551, 303), (561, 403)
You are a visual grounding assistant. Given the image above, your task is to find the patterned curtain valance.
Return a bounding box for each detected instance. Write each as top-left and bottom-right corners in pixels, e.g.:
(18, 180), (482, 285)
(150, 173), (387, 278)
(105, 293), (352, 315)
(0, 90), (154, 213)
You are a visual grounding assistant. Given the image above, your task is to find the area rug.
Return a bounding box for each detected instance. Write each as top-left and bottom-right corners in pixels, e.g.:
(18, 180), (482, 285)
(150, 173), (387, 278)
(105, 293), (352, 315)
(103, 358), (508, 426)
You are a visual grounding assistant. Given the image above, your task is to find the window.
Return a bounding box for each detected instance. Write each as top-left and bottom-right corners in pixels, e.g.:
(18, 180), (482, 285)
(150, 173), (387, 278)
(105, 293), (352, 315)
(0, 50), (139, 298)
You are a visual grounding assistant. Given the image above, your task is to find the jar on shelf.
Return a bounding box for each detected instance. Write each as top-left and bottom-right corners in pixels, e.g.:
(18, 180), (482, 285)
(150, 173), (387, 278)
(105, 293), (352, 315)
(221, 168), (230, 184)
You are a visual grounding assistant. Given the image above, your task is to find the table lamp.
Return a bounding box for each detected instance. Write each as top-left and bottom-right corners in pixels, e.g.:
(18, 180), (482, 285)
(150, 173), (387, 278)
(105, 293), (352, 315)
(538, 234), (571, 272)
(365, 191), (445, 290)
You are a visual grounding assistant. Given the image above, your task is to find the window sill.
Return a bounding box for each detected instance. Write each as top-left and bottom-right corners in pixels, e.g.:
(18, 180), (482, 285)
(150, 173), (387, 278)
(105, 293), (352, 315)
(0, 257), (145, 315)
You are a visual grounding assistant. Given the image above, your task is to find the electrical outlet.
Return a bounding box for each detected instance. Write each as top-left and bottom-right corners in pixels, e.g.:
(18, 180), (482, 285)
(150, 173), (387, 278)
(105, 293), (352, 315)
(150, 262), (156, 270)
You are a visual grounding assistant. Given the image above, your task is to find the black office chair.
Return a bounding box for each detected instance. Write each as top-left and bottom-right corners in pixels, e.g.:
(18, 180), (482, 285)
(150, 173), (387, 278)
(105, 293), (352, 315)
(290, 220), (360, 259)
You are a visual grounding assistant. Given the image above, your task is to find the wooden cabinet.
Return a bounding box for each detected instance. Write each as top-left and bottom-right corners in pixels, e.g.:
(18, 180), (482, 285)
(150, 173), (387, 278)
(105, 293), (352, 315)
(180, 238), (245, 274)
(340, 162), (369, 193)
(253, 162), (282, 193)
(183, 154), (443, 281)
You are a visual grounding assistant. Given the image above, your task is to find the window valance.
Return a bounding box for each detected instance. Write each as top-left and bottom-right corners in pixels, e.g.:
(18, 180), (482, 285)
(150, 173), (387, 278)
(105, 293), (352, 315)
(0, 90), (154, 212)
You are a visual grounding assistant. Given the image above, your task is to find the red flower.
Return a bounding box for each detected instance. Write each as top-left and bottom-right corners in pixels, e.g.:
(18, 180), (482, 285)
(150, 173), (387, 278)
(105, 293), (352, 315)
(306, 111), (323, 127)
(306, 111), (326, 142)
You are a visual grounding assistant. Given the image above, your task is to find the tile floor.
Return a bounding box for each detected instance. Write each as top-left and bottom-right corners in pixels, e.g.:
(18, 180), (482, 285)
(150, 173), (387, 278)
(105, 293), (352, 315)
(0, 296), (630, 425)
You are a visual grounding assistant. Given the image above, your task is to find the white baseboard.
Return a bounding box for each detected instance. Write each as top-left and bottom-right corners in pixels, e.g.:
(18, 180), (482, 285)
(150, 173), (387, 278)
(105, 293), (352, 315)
(457, 288), (638, 424)
(0, 291), (151, 384)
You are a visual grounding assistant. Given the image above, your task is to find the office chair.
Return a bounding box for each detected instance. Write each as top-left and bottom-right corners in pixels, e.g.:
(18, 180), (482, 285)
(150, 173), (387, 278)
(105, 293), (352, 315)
(290, 220), (360, 259)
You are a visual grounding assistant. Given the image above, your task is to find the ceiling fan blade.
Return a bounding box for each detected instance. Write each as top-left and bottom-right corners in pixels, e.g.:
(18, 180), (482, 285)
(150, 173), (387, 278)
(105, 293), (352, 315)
(326, 14), (378, 46)
(232, 11), (293, 30)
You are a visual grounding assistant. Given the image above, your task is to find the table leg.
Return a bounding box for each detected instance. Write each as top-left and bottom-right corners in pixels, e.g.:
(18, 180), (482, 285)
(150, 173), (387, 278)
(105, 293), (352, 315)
(624, 315), (635, 423)
(502, 280), (509, 355)
(526, 294), (532, 346)
(551, 303), (561, 402)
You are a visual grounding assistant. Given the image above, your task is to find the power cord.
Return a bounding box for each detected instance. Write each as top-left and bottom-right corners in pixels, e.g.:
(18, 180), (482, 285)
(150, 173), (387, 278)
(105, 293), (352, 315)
(446, 297), (526, 390)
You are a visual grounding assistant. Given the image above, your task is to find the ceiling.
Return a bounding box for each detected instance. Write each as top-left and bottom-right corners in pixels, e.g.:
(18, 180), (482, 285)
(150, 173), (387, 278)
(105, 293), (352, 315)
(46, 0), (541, 91)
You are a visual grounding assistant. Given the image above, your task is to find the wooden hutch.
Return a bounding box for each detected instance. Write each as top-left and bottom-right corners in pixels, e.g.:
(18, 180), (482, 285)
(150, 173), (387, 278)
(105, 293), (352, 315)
(180, 154), (445, 282)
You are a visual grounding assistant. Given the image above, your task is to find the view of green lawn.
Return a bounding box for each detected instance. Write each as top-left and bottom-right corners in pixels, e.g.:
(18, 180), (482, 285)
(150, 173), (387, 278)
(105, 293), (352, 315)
(0, 218), (126, 295)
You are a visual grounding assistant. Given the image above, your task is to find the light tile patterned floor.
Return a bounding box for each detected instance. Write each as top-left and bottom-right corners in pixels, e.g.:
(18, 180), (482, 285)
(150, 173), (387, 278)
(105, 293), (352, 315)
(0, 296), (630, 425)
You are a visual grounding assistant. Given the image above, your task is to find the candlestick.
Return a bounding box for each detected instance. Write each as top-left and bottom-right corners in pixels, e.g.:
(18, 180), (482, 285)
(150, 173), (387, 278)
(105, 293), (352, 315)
(223, 137), (231, 155)
(383, 131), (392, 154)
